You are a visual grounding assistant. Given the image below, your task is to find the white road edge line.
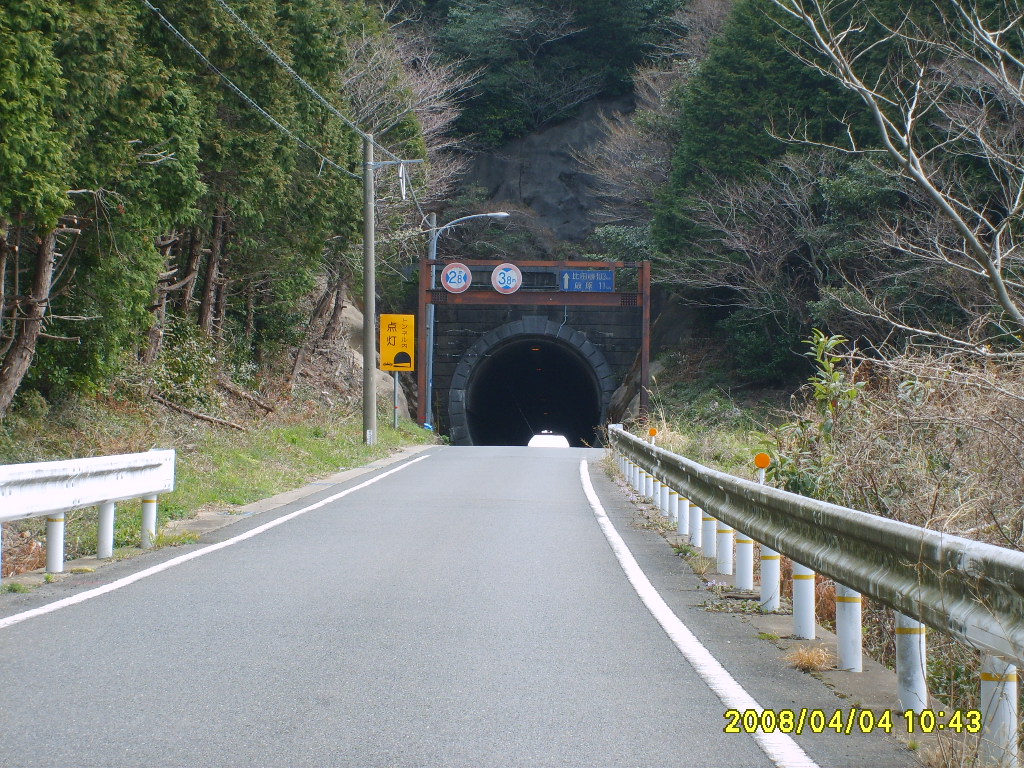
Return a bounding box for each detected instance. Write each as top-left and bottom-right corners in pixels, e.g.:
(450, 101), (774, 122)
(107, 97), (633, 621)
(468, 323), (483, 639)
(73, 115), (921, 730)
(580, 459), (820, 768)
(0, 454), (431, 630)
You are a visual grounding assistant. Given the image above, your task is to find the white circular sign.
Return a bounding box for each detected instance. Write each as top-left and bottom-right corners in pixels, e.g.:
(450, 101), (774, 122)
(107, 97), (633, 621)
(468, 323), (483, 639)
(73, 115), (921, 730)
(491, 263), (522, 294)
(440, 262), (472, 294)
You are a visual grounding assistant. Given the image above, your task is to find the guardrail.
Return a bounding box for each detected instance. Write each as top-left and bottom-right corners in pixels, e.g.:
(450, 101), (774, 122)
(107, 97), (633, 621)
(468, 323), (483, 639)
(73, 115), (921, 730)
(609, 424), (1022, 768)
(0, 450), (176, 577)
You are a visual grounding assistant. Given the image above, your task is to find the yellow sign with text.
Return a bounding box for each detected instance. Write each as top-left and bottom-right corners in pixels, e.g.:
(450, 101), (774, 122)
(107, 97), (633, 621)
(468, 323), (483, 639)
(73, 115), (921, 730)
(380, 314), (415, 371)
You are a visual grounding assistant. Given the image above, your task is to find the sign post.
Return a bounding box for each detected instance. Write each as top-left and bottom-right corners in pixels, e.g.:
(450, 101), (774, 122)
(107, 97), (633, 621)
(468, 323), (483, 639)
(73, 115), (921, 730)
(380, 314), (415, 428)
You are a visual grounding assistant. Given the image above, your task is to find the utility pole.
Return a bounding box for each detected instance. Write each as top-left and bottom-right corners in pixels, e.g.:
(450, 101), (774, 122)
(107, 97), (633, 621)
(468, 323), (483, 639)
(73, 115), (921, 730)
(424, 213), (437, 428)
(362, 135), (377, 445)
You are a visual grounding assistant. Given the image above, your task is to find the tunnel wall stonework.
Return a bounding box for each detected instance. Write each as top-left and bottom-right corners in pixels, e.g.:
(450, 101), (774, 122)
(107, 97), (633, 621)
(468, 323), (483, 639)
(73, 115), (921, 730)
(433, 304), (642, 442)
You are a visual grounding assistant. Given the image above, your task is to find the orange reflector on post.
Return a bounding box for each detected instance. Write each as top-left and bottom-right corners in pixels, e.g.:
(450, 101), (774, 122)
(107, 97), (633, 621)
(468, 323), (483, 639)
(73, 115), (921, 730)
(754, 452), (771, 469)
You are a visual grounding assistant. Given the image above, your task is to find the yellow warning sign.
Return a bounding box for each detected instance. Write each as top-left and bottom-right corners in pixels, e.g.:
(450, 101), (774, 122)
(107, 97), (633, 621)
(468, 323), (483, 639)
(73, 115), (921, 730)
(380, 314), (415, 371)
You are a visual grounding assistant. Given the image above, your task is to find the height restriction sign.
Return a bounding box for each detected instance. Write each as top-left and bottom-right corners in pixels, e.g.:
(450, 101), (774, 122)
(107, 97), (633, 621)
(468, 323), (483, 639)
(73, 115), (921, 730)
(380, 314), (415, 371)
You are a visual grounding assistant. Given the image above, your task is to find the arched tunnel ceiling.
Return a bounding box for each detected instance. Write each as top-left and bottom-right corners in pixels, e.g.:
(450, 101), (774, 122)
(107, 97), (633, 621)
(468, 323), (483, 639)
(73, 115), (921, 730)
(447, 319), (617, 447)
(467, 337), (600, 447)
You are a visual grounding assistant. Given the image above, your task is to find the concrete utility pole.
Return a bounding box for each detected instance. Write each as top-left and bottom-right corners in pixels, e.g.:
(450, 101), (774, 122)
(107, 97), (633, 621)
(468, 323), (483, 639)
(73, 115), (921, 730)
(362, 136), (377, 445)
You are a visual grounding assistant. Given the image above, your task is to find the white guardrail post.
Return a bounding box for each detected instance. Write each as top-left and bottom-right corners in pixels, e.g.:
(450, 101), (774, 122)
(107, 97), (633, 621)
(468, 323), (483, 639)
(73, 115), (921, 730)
(760, 544), (781, 611)
(97, 502), (116, 560)
(835, 584), (863, 672)
(141, 497), (158, 549)
(701, 509), (716, 558)
(980, 656), (1019, 768)
(756, 464), (780, 611)
(675, 493), (687, 536)
(716, 522), (734, 575)
(735, 531), (754, 591)
(792, 562), (816, 639)
(689, 503), (702, 548)
(895, 612), (928, 713)
(0, 450), (175, 577)
(45, 513), (66, 573)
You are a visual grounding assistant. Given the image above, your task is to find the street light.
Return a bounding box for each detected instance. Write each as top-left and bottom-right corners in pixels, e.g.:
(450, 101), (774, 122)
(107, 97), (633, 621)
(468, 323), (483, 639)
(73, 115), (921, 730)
(423, 211), (510, 429)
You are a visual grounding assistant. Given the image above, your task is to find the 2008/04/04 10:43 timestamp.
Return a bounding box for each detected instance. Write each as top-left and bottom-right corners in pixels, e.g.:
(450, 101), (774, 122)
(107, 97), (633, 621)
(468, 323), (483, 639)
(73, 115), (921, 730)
(724, 708), (982, 735)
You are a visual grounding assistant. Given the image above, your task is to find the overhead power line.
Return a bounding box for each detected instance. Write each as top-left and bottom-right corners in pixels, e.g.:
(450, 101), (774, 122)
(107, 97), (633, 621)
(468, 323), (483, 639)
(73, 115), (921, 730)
(208, 0), (429, 221)
(208, 0), (410, 166)
(141, 0), (360, 179)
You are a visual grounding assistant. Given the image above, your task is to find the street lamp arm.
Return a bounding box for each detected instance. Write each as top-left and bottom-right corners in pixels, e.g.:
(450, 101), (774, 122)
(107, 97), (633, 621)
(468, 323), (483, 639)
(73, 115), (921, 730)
(428, 211), (510, 241)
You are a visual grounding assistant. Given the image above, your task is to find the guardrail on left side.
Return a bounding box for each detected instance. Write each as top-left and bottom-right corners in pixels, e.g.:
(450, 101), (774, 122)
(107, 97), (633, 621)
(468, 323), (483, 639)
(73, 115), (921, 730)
(0, 450), (176, 579)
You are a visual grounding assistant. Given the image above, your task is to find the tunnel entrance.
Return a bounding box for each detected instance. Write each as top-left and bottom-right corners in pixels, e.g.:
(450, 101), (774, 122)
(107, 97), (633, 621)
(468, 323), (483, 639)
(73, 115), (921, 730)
(467, 337), (600, 446)
(447, 318), (617, 447)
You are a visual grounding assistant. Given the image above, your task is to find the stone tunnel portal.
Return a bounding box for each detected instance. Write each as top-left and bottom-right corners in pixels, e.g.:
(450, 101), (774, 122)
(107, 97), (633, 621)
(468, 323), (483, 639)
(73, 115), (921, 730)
(446, 318), (618, 447)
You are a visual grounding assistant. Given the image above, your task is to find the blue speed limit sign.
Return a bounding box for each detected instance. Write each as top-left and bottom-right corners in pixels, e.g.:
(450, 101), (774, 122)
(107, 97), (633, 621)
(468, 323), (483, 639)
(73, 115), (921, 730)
(490, 263), (522, 294)
(440, 262), (472, 293)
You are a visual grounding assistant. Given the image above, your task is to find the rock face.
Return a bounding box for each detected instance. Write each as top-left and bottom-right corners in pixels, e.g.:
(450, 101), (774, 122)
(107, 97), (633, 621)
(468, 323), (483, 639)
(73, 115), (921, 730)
(460, 96), (633, 245)
(298, 299), (411, 418)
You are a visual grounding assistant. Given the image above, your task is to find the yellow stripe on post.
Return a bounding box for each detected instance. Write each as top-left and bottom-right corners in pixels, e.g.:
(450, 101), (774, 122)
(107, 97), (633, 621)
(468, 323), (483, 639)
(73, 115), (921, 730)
(981, 672), (1018, 682)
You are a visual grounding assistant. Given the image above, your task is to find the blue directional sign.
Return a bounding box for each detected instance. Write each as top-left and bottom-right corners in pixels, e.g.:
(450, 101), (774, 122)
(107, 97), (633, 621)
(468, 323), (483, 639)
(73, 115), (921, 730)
(559, 269), (615, 292)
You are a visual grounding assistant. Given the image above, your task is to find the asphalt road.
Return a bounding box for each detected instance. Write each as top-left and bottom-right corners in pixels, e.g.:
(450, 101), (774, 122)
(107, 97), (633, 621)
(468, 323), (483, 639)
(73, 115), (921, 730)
(0, 446), (917, 767)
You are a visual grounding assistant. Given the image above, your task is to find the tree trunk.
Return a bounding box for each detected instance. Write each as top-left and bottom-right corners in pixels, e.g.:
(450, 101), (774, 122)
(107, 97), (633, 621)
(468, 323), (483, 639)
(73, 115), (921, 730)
(322, 279), (349, 341)
(179, 226), (203, 317)
(213, 269), (229, 339)
(0, 229), (57, 417)
(286, 283), (338, 390)
(244, 285), (255, 341)
(141, 233), (179, 365)
(142, 290), (167, 365)
(0, 221), (10, 342)
(198, 203), (226, 334)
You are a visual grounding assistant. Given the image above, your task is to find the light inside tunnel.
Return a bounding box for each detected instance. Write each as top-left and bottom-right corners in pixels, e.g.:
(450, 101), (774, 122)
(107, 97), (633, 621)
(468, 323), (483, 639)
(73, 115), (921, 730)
(465, 337), (601, 447)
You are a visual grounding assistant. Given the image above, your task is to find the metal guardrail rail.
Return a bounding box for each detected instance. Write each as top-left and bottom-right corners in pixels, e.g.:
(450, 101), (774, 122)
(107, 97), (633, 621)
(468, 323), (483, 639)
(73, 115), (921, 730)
(610, 425), (1024, 665)
(610, 425), (1022, 767)
(0, 450), (176, 575)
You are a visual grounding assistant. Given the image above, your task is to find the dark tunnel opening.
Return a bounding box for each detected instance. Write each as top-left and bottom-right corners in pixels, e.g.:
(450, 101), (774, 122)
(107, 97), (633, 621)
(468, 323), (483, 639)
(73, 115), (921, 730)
(464, 337), (602, 447)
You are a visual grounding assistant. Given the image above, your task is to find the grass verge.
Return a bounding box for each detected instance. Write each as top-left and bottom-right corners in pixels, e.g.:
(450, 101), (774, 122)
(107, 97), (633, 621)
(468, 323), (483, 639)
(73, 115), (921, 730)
(0, 393), (435, 574)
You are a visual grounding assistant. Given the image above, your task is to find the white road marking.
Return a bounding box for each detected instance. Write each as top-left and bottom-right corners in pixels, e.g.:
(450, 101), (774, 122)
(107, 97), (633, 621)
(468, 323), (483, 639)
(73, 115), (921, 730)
(580, 460), (820, 768)
(0, 455), (430, 630)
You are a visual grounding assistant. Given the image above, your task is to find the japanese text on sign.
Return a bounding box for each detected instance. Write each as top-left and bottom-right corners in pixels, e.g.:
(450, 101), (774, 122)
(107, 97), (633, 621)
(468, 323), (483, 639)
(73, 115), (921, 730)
(380, 314), (415, 371)
(559, 269), (615, 292)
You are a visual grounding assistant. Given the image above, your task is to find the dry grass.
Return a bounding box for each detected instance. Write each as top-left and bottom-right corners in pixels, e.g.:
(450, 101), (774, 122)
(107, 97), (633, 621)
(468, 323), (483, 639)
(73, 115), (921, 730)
(0, 391), (432, 576)
(784, 644), (834, 672)
(772, 351), (1024, 761)
(686, 553), (718, 577)
(776, 354), (1024, 549)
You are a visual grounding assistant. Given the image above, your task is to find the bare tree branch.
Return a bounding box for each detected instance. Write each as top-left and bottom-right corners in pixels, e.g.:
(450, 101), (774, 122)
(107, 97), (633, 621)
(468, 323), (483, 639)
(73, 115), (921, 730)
(768, 0), (1024, 337)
